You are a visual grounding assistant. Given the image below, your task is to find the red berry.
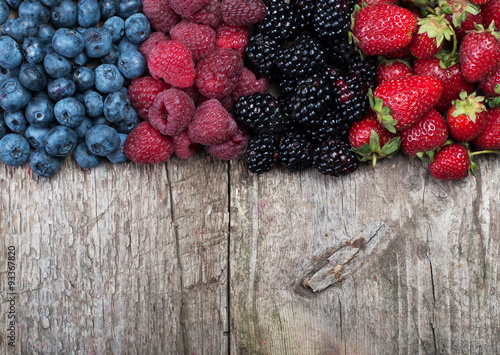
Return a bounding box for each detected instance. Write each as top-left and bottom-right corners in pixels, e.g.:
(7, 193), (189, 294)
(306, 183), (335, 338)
(231, 67), (269, 101)
(139, 31), (169, 63)
(170, 21), (216, 62)
(446, 92), (488, 142)
(169, 0), (210, 17)
(479, 66), (500, 97)
(188, 99), (237, 145)
(429, 143), (470, 180)
(128, 77), (169, 119)
(482, 0), (500, 29)
(376, 60), (412, 85)
(459, 28), (500, 82)
(206, 126), (249, 160)
(400, 109), (449, 156)
(142, 0), (180, 33)
(173, 130), (199, 159)
(124, 122), (174, 164)
(221, 0), (267, 26)
(184, 0), (223, 28)
(216, 23), (249, 55)
(472, 107), (500, 150)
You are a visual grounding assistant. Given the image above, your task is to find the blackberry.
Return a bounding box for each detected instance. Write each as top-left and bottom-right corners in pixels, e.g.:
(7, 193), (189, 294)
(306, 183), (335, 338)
(332, 73), (370, 124)
(312, 139), (358, 176)
(244, 32), (279, 77)
(278, 130), (313, 172)
(312, 0), (356, 41)
(290, 0), (316, 32)
(257, 0), (297, 42)
(233, 93), (287, 134)
(348, 55), (378, 89)
(305, 110), (351, 143)
(245, 132), (279, 174)
(323, 37), (359, 68)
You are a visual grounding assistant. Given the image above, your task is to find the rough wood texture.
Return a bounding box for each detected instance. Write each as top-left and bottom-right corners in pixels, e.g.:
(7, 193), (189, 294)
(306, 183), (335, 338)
(1, 152), (500, 354)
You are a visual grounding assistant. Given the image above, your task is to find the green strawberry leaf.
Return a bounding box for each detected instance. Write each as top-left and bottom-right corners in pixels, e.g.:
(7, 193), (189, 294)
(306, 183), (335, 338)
(451, 91), (486, 123)
(380, 136), (401, 157)
(495, 84), (500, 95)
(369, 130), (381, 153)
(417, 14), (454, 48)
(487, 96), (500, 108)
(368, 89), (397, 133)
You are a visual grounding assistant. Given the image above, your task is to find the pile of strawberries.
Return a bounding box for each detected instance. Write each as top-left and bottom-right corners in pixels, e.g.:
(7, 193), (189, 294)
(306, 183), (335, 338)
(123, 0), (269, 164)
(348, 0), (500, 180)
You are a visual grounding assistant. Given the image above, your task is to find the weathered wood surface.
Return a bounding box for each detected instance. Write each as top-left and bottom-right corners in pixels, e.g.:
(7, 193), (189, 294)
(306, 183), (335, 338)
(1, 152), (500, 354)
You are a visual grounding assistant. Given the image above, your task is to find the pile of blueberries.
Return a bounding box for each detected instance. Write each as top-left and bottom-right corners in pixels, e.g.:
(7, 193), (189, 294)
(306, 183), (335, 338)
(0, 0), (151, 177)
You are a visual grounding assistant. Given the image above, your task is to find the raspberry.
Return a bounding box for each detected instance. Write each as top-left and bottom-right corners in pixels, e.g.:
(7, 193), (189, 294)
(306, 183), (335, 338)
(222, 0), (267, 26)
(173, 130), (199, 159)
(142, 0), (180, 33)
(195, 48), (243, 99)
(181, 85), (201, 103)
(170, 0), (210, 17)
(206, 127), (249, 160)
(216, 24), (249, 55)
(148, 40), (195, 88)
(124, 121), (174, 164)
(139, 31), (169, 62)
(231, 67), (269, 101)
(184, 0), (223, 28)
(149, 88), (196, 136)
(170, 21), (216, 62)
(198, 95), (234, 111)
(128, 77), (169, 119)
(188, 99), (238, 145)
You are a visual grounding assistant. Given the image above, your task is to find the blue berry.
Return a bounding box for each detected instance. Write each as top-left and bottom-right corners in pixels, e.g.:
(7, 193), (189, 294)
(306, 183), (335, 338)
(107, 132), (128, 163)
(0, 1), (9, 26)
(72, 66), (95, 92)
(100, 0), (116, 19)
(83, 27), (112, 58)
(73, 52), (89, 67)
(54, 97), (86, 128)
(117, 50), (146, 79)
(0, 117), (7, 139)
(19, 0), (51, 24)
(22, 37), (47, 65)
(25, 125), (50, 148)
(103, 90), (130, 123)
(25, 95), (55, 128)
(19, 64), (48, 91)
(0, 36), (23, 70)
(85, 124), (120, 156)
(0, 78), (32, 111)
(0, 134), (31, 166)
(73, 141), (102, 168)
(29, 148), (61, 177)
(11, 16), (39, 43)
(101, 44), (120, 64)
(115, 0), (141, 18)
(52, 28), (85, 58)
(0, 67), (20, 85)
(94, 64), (124, 94)
(83, 89), (104, 117)
(51, 0), (77, 28)
(6, 0), (23, 7)
(114, 107), (139, 133)
(44, 125), (77, 157)
(92, 116), (111, 126)
(4, 111), (29, 133)
(37, 24), (55, 44)
(103, 16), (125, 43)
(124, 14), (151, 45)
(47, 77), (76, 101)
(117, 37), (139, 53)
(78, 0), (101, 28)
(40, 0), (63, 6)
(44, 52), (73, 78)
(1, 19), (16, 36)
(74, 116), (93, 141)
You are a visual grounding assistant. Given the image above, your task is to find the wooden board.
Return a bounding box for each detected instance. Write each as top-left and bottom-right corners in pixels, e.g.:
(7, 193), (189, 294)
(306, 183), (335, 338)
(1, 152), (500, 354)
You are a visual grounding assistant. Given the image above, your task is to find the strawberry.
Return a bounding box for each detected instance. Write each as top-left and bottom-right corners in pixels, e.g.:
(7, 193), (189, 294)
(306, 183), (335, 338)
(469, 0), (490, 5)
(482, 0), (500, 29)
(400, 109), (449, 158)
(369, 75), (443, 133)
(429, 143), (472, 180)
(441, 0), (481, 41)
(413, 57), (475, 113)
(472, 107), (500, 149)
(459, 23), (500, 82)
(349, 111), (401, 167)
(351, 4), (417, 56)
(409, 14), (454, 59)
(479, 67), (500, 97)
(446, 91), (488, 142)
(376, 60), (413, 85)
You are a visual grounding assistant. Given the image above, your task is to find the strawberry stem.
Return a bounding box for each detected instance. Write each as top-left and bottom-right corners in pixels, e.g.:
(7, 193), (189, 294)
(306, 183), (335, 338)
(470, 150), (500, 156)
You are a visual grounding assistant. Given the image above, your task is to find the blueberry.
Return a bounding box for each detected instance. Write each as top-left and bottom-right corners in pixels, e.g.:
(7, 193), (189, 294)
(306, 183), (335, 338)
(25, 95), (55, 128)
(85, 124), (120, 156)
(101, 45), (120, 64)
(124, 14), (151, 45)
(78, 0), (100, 28)
(93, 116), (111, 126)
(103, 90), (130, 123)
(72, 66), (95, 92)
(0, 117), (7, 138)
(73, 141), (102, 168)
(52, 28), (85, 58)
(114, 107), (139, 133)
(107, 132), (128, 163)
(11, 16), (39, 42)
(74, 116), (93, 141)
(29, 148), (61, 177)
(83, 27), (112, 59)
(117, 50), (146, 79)
(54, 97), (86, 128)
(94, 64), (124, 94)
(0, 67), (20, 85)
(103, 16), (125, 43)
(44, 52), (73, 78)
(25, 125), (50, 148)
(22, 37), (47, 65)
(115, 0), (141, 18)
(37, 24), (55, 44)
(6, 0), (23, 7)
(0, 134), (31, 166)
(0, 79), (32, 111)
(0, 1), (9, 26)
(47, 77), (76, 101)
(117, 37), (139, 53)
(19, 64), (47, 92)
(4, 111), (29, 133)
(19, 0), (51, 24)
(1, 19), (16, 36)
(100, 0), (116, 19)
(51, 0), (77, 28)
(44, 125), (77, 157)
(73, 52), (89, 67)
(83, 89), (104, 117)
(0, 36), (23, 70)
(40, 0), (62, 6)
